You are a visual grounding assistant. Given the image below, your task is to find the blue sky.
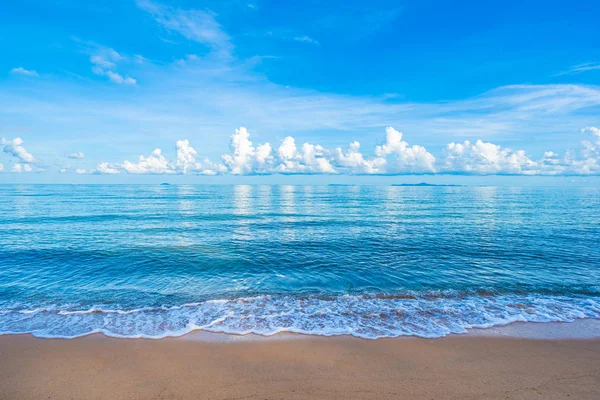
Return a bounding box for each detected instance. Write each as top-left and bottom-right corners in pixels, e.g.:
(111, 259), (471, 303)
(1, 0), (600, 183)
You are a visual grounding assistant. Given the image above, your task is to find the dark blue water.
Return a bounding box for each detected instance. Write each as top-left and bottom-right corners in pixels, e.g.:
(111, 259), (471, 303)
(1, 184), (599, 338)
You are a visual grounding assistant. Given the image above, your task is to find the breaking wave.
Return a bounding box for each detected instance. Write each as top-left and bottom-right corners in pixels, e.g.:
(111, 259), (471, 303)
(1, 292), (599, 339)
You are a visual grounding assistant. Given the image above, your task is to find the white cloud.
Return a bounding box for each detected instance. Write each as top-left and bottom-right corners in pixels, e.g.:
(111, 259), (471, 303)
(255, 143), (274, 169)
(137, 0), (232, 59)
(97, 139), (227, 175)
(88, 45), (137, 85)
(75, 169), (87, 174)
(12, 163), (33, 173)
(86, 125), (600, 177)
(561, 126), (600, 174)
(220, 127), (336, 174)
(581, 126), (600, 142)
(175, 139), (196, 173)
(2, 137), (35, 163)
(10, 67), (39, 77)
(90, 48), (121, 69)
(221, 127), (257, 174)
(0, 163), (4, 172)
(68, 152), (85, 159)
(215, 125), (600, 176)
(374, 127), (436, 173)
(94, 162), (120, 174)
(92, 68), (136, 85)
(134, 54), (148, 64)
(106, 71), (137, 85)
(439, 127), (600, 175)
(333, 141), (386, 174)
(442, 140), (537, 175)
(274, 137), (336, 174)
(122, 148), (172, 174)
(293, 36), (319, 45)
(175, 139), (226, 175)
(219, 126), (432, 175)
(555, 62), (600, 76)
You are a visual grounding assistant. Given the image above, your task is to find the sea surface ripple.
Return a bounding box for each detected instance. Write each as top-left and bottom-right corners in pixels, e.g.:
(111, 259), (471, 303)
(0, 184), (599, 339)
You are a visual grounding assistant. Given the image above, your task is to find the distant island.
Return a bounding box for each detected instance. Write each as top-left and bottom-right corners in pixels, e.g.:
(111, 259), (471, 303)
(391, 182), (462, 187)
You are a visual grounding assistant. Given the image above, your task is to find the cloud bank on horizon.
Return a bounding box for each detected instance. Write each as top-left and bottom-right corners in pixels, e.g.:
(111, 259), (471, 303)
(1, 0), (600, 179)
(3, 125), (599, 176)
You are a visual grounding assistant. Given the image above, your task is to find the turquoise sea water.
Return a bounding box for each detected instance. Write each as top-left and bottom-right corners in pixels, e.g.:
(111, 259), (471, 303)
(0, 184), (599, 339)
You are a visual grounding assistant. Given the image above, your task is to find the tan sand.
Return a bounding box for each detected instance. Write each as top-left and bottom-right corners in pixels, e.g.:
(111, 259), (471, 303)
(0, 333), (599, 400)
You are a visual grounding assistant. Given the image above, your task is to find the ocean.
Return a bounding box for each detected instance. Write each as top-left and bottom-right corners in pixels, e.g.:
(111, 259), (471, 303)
(0, 184), (599, 339)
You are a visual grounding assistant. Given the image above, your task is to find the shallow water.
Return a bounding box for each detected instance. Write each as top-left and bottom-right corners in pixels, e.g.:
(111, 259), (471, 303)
(1, 184), (599, 339)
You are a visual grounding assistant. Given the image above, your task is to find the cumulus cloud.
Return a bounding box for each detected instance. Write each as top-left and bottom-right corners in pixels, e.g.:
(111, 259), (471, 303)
(70, 125), (600, 177)
(175, 139), (196, 173)
(68, 152), (85, 159)
(220, 127), (337, 174)
(440, 126), (600, 175)
(374, 127), (436, 173)
(442, 140), (537, 175)
(94, 162), (120, 174)
(581, 126), (600, 149)
(175, 139), (225, 175)
(217, 125), (600, 176)
(333, 141), (386, 174)
(12, 163), (33, 173)
(0, 163), (4, 172)
(10, 67), (39, 77)
(221, 127), (256, 174)
(122, 148), (172, 174)
(75, 169), (87, 174)
(93, 139), (227, 175)
(2, 137), (35, 163)
(274, 137), (336, 173)
(561, 126), (600, 174)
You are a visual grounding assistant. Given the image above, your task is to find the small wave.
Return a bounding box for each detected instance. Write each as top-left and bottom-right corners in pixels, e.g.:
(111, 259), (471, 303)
(0, 293), (599, 339)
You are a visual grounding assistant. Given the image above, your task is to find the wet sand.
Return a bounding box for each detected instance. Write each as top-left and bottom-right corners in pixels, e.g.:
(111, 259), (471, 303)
(1, 331), (599, 400)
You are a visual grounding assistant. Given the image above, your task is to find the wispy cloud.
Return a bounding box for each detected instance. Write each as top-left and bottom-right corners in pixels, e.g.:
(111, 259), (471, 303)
(104, 71), (137, 85)
(10, 67), (39, 77)
(74, 40), (138, 86)
(4, 74), (600, 159)
(554, 62), (600, 76)
(310, 5), (402, 40)
(3, 0), (600, 179)
(90, 48), (121, 68)
(136, 0), (233, 59)
(293, 36), (320, 45)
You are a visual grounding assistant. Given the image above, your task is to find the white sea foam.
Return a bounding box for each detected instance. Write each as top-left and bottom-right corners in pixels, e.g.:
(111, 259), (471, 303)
(0, 294), (599, 339)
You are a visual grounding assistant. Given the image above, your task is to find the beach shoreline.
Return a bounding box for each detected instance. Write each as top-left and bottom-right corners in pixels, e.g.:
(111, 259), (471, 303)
(2, 321), (599, 400)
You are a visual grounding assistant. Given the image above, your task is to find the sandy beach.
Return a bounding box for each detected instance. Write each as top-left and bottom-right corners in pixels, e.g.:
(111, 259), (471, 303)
(1, 330), (599, 400)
